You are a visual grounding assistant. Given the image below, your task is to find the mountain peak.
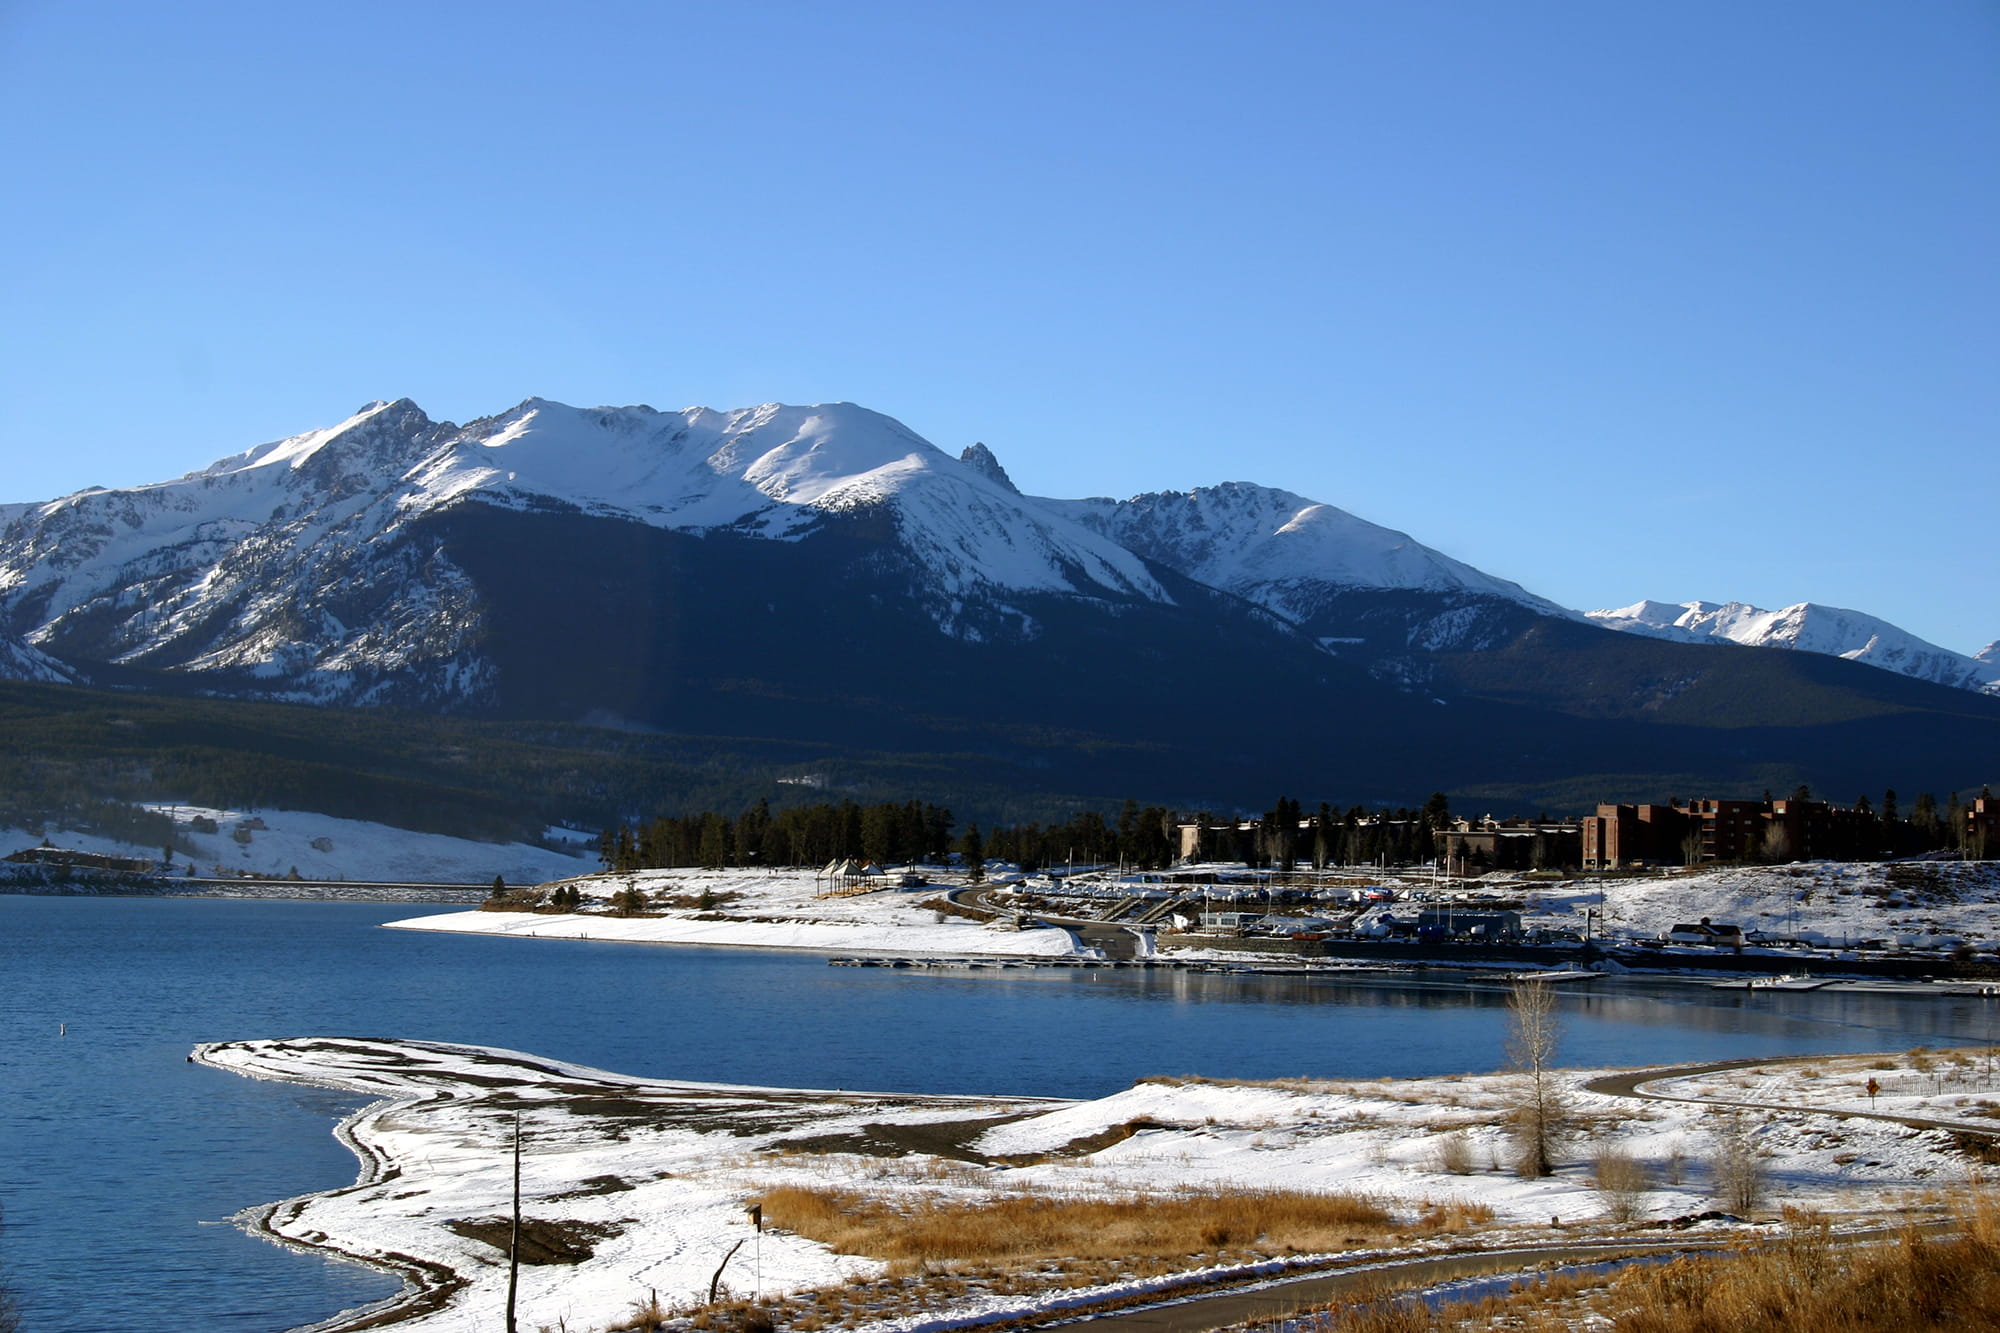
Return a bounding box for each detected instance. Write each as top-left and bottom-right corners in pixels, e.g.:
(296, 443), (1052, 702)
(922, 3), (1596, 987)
(1057, 481), (1563, 615)
(959, 442), (1019, 494)
(1587, 597), (1999, 693)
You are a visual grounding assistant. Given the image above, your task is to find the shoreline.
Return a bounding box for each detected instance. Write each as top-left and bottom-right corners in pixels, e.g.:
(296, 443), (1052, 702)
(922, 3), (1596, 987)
(193, 1039), (1063, 1333)
(193, 1036), (2000, 1333)
(379, 906), (1094, 959)
(380, 906), (2000, 993)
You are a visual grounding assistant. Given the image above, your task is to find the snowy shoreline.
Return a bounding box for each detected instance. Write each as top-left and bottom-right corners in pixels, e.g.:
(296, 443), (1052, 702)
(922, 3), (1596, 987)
(193, 1035), (2000, 1333)
(381, 905), (1091, 959)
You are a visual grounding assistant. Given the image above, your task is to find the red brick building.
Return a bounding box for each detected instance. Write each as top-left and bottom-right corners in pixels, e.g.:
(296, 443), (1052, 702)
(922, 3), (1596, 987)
(1583, 795), (1882, 868)
(1581, 804), (1688, 870)
(1971, 797), (1999, 859)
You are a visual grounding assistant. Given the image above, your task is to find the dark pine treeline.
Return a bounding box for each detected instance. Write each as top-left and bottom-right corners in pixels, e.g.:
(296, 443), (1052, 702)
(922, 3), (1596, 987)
(592, 785), (1990, 875)
(595, 794), (1453, 874)
(600, 798), (955, 871)
(984, 799), (1179, 873)
(1796, 787), (1992, 860)
(599, 797), (1185, 873)
(1183, 795), (1456, 871)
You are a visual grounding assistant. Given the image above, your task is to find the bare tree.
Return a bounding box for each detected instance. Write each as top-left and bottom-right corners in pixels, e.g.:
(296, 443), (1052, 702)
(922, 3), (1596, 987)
(1506, 977), (1569, 1178)
(1680, 829), (1705, 866)
(1590, 1145), (1650, 1222)
(1708, 1110), (1767, 1215)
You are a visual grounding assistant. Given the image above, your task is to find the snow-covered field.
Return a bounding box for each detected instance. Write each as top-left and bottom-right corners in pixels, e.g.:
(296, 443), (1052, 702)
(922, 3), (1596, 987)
(388, 859), (2000, 967)
(0, 804), (588, 886)
(1040, 859), (2000, 958)
(197, 1037), (1996, 1333)
(1508, 860), (2000, 953)
(386, 867), (1087, 958)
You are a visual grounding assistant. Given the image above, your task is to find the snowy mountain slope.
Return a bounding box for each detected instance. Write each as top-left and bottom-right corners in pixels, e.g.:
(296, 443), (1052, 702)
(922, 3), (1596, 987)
(0, 629), (78, 684)
(402, 399), (1166, 611)
(0, 398), (487, 702)
(1034, 480), (1574, 658)
(1588, 599), (2000, 695)
(1050, 483), (1565, 611)
(0, 398), (1170, 704)
(5, 392), (1987, 744)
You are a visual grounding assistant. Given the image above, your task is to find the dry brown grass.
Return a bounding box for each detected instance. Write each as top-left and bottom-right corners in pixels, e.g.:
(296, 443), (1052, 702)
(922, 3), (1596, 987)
(698, 1186), (1486, 1333)
(1591, 1145), (1651, 1223)
(1250, 1264), (1615, 1333)
(754, 1185), (1409, 1267)
(1429, 1131), (1474, 1176)
(1279, 1198), (2000, 1333)
(1707, 1112), (1766, 1215)
(1137, 1073), (1337, 1091)
(1610, 1201), (2000, 1332)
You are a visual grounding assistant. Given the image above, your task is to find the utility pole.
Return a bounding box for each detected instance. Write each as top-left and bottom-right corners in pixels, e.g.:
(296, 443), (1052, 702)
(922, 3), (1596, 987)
(506, 1111), (522, 1333)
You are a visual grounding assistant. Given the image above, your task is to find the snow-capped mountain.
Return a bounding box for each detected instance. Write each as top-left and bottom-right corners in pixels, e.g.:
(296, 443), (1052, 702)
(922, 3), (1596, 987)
(1045, 482), (1574, 657)
(0, 399), (487, 704)
(1054, 482), (1565, 610)
(0, 398), (1174, 704)
(2, 393), (1988, 729)
(1588, 600), (2000, 696)
(4, 395), (1998, 813)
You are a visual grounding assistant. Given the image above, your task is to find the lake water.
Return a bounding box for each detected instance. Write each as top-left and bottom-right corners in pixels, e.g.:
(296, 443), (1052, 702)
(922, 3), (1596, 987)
(4, 894), (1998, 1333)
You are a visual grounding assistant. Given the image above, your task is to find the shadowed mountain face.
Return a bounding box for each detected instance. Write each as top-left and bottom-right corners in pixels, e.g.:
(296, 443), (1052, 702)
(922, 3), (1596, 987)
(2, 396), (1996, 810)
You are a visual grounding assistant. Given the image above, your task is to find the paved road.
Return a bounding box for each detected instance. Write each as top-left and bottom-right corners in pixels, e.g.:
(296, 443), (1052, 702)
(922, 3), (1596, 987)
(950, 885), (1148, 959)
(1582, 1054), (2000, 1141)
(1059, 1052), (1995, 1331)
(1066, 1240), (1725, 1333)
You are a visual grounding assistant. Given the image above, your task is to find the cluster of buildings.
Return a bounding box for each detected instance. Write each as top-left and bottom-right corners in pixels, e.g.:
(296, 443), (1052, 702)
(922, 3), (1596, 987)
(1577, 798), (1882, 869)
(1174, 794), (1997, 873)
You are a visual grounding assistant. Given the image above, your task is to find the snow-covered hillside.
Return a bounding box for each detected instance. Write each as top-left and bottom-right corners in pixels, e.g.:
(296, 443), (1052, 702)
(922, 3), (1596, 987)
(0, 804), (585, 884)
(1588, 599), (1999, 695)
(0, 629), (76, 684)
(1051, 482), (1568, 619)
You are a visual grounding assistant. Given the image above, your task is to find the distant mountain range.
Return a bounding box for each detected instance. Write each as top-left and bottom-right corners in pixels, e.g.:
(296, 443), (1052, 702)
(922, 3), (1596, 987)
(1588, 600), (1999, 697)
(1, 396), (1994, 811)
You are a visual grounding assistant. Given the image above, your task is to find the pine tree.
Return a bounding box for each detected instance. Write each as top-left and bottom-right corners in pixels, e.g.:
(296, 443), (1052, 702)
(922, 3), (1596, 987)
(697, 812), (733, 869)
(960, 825), (985, 883)
(736, 798), (771, 866)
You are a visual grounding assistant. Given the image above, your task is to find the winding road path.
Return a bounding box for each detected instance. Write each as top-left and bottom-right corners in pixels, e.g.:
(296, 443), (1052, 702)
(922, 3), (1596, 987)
(1056, 1052), (1997, 1331)
(1582, 1054), (2000, 1141)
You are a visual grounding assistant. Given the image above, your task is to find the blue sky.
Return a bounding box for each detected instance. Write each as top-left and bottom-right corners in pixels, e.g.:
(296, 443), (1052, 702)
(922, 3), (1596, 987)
(3, 1), (1994, 652)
